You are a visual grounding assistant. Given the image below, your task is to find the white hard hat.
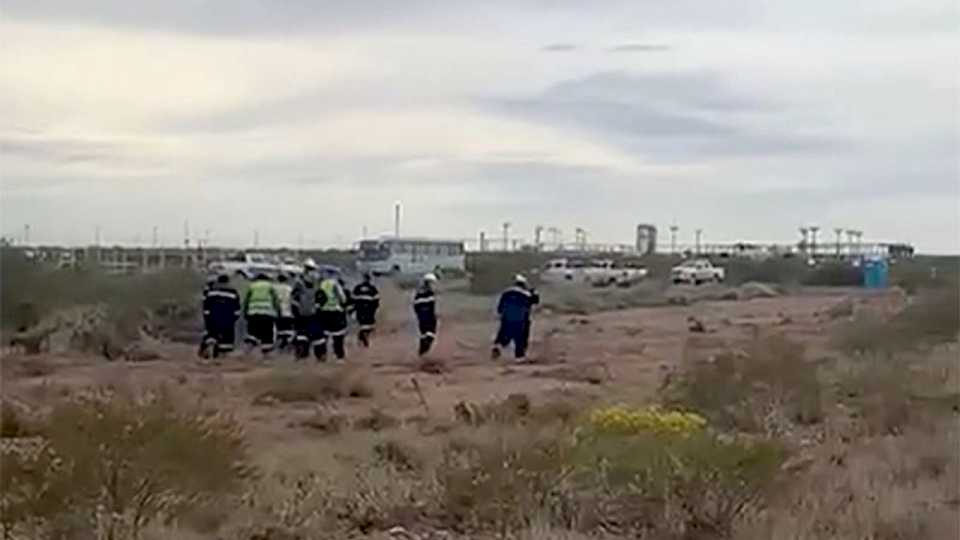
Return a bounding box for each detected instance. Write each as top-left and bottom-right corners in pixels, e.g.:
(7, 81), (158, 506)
(303, 258), (318, 270)
(514, 274), (528, 284)
(423, 273), (438, 283)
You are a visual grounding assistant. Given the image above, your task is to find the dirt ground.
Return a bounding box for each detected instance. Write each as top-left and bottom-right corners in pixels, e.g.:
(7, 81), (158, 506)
(1, 286), (904, 458)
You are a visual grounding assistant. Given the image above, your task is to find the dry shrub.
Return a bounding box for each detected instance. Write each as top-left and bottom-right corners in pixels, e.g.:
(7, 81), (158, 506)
(434, 421), (785, 538)
(530, 365), (607, 385)
(0, 388), (251, 540)
(0, 441), (64, 538)
(372, 439), (423, 472)
(664, 335), (823, 433)
(539, 281), (668, 315)
(452, 393), (584, 428)
(1, 402), (36, 439)
(833, 360), (914, 436)
(437, 426), (573, 534)
(353, 408), (401, 432)
(833, 288), (959, 356)
(745, 421), (958, 540)
(334, 462), (429, 535)
(227, 472), (337, 540)
(298, 411), (348, 435)
(4, 357), (57, 378)
(250, 368), (373, 405)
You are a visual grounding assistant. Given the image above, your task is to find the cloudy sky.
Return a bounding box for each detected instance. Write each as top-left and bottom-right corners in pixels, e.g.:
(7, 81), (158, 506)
(1, 1), (957, 252)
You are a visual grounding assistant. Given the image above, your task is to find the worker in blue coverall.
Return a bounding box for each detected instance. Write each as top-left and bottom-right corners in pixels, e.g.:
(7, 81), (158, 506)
(491, 274), (540, 362)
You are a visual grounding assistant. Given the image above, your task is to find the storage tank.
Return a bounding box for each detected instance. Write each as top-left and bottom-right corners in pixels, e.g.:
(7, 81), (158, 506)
(636, 224), (658, 256)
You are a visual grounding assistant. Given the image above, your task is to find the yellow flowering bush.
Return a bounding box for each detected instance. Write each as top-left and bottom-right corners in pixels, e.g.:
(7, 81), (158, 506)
(587, 405), (707, 437)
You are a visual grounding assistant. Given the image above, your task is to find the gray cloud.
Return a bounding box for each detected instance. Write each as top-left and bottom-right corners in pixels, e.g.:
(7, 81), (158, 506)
(2, 1), (956, 252)
(5, 0), (953, 38)
(0, 134), (117, 165)
(489, 70), (838, 162)
(608, 43), (671, 53)
(541, 43), (579, 52)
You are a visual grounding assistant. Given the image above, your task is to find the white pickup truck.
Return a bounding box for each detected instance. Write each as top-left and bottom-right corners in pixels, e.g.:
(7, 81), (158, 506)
(541, 258), (649, 287)
(671, 259), (725, 285)
(208, 253), (303, 280)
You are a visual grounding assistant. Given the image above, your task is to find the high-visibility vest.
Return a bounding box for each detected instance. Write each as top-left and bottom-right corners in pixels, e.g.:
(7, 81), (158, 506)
(246, 280), (277, 317)
(273, 283), (294, 318)
(319, 279), (344, 311)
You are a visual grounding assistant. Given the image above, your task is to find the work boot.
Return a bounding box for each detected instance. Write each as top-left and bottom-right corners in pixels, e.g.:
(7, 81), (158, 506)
(491, 346), (501, 360)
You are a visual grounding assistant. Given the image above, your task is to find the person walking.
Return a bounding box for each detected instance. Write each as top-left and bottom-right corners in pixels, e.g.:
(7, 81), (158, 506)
(352, 273), (380, 347)
(291, 270), (322, 360)
(491, 274), (540, 362)
(273, 273), (295, 351)
(413, 273), (438, 356)
(317, 266), (349, 362)
(199, 274), (241, 358)
(243, 272), (280, 356)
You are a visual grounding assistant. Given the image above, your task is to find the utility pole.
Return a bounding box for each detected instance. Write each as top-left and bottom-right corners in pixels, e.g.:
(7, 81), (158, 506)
(695, 229), (703, 255)
(809, 225), (820, 259)
(394, 202), (401, 238)
(502, 222), (511, 252)
(479, 231), (487, 252)
(669, 224), (678, 255)
(834, 228), (843, 258)
(798, 227), (809, 256)
(95, 225), (102, 264)
(845, 230), (857, 257)
(547, 227), (561, 250)
(574, 228), (590, 251)
(23, 224), (30, 246)
(534, 225), (544, 251)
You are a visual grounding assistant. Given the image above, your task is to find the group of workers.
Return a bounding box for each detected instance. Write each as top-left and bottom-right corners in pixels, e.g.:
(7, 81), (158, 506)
(200, 260), (540, 363)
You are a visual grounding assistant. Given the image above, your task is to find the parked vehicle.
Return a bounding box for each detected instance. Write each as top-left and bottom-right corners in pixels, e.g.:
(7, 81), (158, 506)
(671, 259), (725, 285)
(356, 237), (466, 276)
(540, 258), (648, 287)
(208, 252), (285, 279)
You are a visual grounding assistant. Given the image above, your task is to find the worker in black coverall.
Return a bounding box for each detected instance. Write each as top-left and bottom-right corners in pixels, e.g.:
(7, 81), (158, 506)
(199, 274), (241, 358)
(491, 274), (539, 361)
(413, 273), (438, 355)
(352, 273), (380, 347)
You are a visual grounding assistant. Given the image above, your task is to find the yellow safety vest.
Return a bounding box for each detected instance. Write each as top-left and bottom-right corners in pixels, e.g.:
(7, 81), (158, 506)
(319, 279), (344, 311)
(246, 280), (277, 316)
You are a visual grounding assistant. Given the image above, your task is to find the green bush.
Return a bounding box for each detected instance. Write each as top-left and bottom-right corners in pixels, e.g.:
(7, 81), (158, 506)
(467, 253), (552, 295)
(572, 430), (786, 538)
(0, 248), (201, 341)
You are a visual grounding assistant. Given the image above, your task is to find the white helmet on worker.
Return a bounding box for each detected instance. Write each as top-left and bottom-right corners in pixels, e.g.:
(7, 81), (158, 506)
(514, 273), (528, 285)
(303, 258), (318, 270)
(423, 272), (438, 283)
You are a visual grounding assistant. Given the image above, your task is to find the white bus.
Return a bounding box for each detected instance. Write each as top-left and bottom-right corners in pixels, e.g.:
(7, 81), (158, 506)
(356, 237), (466, 276)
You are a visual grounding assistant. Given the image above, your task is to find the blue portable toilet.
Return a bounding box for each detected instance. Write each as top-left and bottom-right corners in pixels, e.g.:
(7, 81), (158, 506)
(863, 257), (889, 289)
